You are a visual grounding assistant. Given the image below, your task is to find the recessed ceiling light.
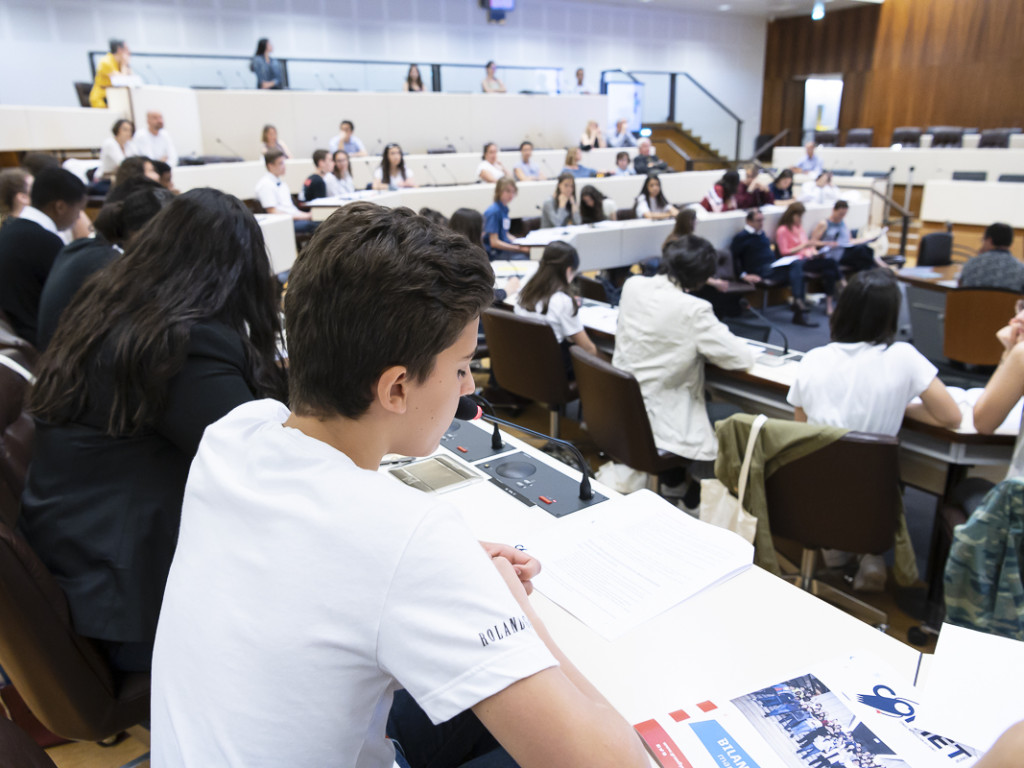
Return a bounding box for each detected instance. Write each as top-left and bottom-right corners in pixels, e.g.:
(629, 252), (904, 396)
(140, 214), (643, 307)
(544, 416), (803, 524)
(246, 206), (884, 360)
(719, 4), (731, 9)
(811, 1), (825, 20)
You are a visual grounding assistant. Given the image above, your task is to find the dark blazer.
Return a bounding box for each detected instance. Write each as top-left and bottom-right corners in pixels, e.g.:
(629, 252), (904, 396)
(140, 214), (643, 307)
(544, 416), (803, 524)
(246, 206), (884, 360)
(20, 321), (256, 644)
(730, 228), (775, 278)
(36, 237), (119, 352)
(0, 218), (64, 346)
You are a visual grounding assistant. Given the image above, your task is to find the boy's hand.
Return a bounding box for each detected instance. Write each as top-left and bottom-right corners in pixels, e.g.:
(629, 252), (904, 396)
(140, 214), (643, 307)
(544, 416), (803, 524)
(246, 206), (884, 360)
(480, 541), (541, 595)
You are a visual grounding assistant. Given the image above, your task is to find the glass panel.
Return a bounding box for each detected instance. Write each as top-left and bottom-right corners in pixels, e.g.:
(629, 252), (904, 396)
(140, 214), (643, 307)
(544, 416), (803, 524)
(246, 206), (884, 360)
(438, 65), (559, 94)
(674, 75), (739, 162)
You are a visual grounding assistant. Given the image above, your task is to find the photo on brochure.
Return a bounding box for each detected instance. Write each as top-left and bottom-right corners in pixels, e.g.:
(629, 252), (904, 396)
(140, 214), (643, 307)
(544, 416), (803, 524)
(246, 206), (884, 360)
(730, 673), (910, 768)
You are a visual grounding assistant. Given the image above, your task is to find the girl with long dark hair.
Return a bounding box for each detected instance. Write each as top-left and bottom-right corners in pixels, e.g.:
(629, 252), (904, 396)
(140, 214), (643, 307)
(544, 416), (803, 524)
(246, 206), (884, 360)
(21, 187), (287, 671)
(251, 38), (283, 89)
(541, 173), (581, 228)
(634, 173), (678, 220)
(373, 143), (416, 190)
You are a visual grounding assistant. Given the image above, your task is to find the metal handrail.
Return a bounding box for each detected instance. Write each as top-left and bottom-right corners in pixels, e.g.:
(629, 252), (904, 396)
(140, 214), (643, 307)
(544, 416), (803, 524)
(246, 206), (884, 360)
(663, 139), (694, 172)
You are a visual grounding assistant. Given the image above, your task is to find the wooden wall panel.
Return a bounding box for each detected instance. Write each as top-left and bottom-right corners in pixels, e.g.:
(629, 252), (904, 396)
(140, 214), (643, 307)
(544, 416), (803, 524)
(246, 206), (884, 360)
(761, 0), (1024, 146)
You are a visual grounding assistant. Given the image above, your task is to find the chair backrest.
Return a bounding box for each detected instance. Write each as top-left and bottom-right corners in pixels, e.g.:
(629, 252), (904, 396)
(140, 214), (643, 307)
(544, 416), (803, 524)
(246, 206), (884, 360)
(814, 129), (839, 147)
(979, 128), (1013, 149)
(765, 430), (900, 553)
(481, 307), (574, 406)
(574, 275), (609, 303)
(73, 82), (91, 108)
(830, 168), (856, 176)
(569, 347), (677, 474)
(891, 127), (921, 147)
(845, 128), (874, 147)
(0, 350), (36, 529)
(944, 288), (1023, 366)
(952, 171), (987, 182)
(928, 126), (964, 148)
(916, 232), (953, 266)
(997, 174), (1024, 183)
(862, 170), (891, 178)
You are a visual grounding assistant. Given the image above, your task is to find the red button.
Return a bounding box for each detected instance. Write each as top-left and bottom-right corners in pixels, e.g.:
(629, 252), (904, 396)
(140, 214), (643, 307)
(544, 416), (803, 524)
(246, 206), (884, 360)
(456, 446), (468, 453)
(538, 496), (555, 505)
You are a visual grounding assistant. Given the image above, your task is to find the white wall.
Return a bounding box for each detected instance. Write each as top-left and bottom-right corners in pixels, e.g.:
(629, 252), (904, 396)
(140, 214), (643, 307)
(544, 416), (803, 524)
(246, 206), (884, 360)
(0, 0), (765, 156)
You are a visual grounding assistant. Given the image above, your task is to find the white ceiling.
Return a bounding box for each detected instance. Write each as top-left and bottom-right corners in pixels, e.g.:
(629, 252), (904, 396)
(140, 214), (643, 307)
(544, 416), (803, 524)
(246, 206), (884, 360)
(575, 0), (883, 20)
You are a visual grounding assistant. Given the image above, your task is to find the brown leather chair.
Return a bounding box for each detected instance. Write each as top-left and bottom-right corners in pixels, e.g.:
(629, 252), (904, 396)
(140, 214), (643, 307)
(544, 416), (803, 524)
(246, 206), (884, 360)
(0, 346), (150, 743)
(573, 275), (609, 303)
(481, 307), (577, 437)
(73, 82), (92, 108)
(765, 429), (900, 629)
(943, 288), (1022, 366)
(570, 347), (688, 491)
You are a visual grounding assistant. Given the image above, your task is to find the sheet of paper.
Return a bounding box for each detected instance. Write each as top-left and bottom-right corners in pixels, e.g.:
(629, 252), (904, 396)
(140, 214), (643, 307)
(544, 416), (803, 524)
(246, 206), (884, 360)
(914, 623), (1024, 752)
(898, 266), (943, 279)
(529, 490), (753, 640)
(770, 254), (799, 269)
(578, 304), (618, 335)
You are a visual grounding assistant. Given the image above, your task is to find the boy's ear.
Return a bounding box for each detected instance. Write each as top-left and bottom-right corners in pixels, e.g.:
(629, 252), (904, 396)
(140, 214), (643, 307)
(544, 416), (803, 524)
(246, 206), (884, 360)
(376, 365), (409, 415)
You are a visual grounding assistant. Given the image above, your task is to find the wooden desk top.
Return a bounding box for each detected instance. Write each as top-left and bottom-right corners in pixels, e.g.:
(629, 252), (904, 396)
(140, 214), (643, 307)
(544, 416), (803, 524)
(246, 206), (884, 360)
(895, 263), (961, 292)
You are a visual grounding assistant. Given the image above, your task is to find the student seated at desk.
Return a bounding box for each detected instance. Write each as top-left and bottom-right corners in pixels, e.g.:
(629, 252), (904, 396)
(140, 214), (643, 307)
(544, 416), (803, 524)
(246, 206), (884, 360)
(540, 173), (581, 228)
(513, 140), (544, 181)
(787, 269), (961, 590)
(150, 202), (648, 768)
(483, 178), (530, 261)
(259, 124), (290, 159)
(327, 149), (355, 197)
(634, 173), (678, 220)
(373, 143), (417, 190)
(613, 235), (754, 505)
(700, 170), (740, 213)
(973, 301), (1024, 477)
(958, 222), (1024, 293)
(477, 142), (510, 184)
(256, 151), (317, 234)
(579, 185), (617, 223)
(561, 147), (599, 179)
(774, 202), (840, 316)
(515, 241), (600, 367)
(21, 189), (287, 673)
(300, 149), (334, 203)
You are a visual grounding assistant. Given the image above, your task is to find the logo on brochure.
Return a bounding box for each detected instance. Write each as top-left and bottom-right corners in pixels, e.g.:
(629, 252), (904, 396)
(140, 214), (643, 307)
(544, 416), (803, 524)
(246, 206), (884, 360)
(855, 684), (916, 722)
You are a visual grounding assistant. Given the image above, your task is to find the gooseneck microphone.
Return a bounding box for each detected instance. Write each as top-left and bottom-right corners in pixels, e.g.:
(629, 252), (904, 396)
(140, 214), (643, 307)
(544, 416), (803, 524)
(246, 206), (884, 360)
(454, 396), (593, 500)
(739, 298), (789, 355)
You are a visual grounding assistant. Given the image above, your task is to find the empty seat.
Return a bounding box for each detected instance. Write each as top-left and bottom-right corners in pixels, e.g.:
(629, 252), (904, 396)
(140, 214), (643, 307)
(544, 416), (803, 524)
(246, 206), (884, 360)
(998, 174), (1024, 183)
(813, 130), (839, 147)
(916, 232), (953, 267)
(891, 127), (922, 147)
(928, 126), (964, 148)
(862, 170), (891, 178)
(830, 168), (856, 176)
(979, 129), (1014, 149)
(951, 171), (987, 182)
(844, 128), (874, 147)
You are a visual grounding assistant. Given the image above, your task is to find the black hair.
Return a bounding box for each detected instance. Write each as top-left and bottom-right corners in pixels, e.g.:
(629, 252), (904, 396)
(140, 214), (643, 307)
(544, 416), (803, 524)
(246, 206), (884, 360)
(93, 182), (175, 246)
(109, 39), (125, 54)
(113, 156), (153, 189)
(284, 202), (494, 419)
(579, 185), (607, 224)
(719, 170), (740, 199)
(482, 142), (497, 159)
(255, 38), (269, 57)
(833, 200), (849, 211)
(264, 150), (284, 168)
(616, 151), (629, 164)
(661, 235), (717, 291)
(772, 169), (794, 186)
(379, 143), (407, 185)
(829, 269), (901, 346)
(745, 208), (762, 223)
(406, 64), (423, 89)
(341, 120), (354, 131)
(30, 168), (86, 209)
(984, 222), (1014, 249)
(519, 140), (533, 151)
(663, 208), (698, 250)
(152, 160), (172, 178)
(553, 172), (577, 212)
(112, 118), (134, 137)
(312, 149), (329, 167)
(637, 173), (669, 211)
(31, 188), (286, 433)
(417, 207), (449, 227)
(517, 241), (580, 316)
(450, 208), (484, 248)
(0, 168), (30, 215)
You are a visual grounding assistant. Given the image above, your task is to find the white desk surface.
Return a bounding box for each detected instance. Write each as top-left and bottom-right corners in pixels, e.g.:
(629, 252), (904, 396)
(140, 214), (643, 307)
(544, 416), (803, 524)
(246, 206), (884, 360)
(437, 421), (920, 729)
(254, 213), (297, 275)
(921, 180), (1024, 228)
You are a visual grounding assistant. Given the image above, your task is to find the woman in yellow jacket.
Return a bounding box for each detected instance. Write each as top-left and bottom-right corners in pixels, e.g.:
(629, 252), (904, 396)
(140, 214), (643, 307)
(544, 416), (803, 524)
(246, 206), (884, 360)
(90, 39), (131, 108)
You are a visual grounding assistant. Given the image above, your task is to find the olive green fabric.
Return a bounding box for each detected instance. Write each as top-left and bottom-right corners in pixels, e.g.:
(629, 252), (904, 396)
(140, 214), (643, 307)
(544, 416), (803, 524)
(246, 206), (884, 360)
(715, 413), (919, 586)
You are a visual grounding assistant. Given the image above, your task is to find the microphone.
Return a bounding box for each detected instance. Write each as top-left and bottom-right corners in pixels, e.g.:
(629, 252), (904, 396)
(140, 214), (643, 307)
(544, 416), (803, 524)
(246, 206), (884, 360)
(440, 162), (459, 185)
(459, 135), (468, 152)
(236, 70), (248, 88)
(540, 157), (555, 176)
(329, 73), (341, 89)
(470, 393), (505, 450)
(454, 396), (593, 501)
(216, 69), (228, 88)
(315, 73), (326, 90)
(143, 64), (163, 85)
(536, 131), (548, 149)
(739, 299), (789, 355)
(215, 137), (243, 160)
(423, 163), (440, 187)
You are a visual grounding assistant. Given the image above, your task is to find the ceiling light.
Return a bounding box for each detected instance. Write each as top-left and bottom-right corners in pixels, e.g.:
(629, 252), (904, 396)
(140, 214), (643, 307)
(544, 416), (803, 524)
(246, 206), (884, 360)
(811, 2), (825, 20)
(719, 4), (731, 10)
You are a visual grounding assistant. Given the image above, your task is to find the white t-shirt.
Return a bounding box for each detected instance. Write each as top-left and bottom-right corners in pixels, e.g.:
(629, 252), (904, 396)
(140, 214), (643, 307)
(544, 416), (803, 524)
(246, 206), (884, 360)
(325, 172), (355, 197)
(477, 159), (508, 182)
(514, 291), (583, 343)
(151, 399), (556, 768)
(132, 128), (178, 166)
(372, 166), (414, 190)
(787, 341), (937, 436)
(98, 136), (137, 177)
(635, 194), (669, 217)
(254, 172), (298, 215)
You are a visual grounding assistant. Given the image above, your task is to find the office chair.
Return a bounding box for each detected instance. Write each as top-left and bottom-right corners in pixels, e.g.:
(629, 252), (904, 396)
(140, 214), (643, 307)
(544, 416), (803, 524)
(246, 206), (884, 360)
(890, 127), (921, 147)
(830, 169), (856, 177)
(0, 350), (35, 528)
(813, 130), (839, 147)
(928, 126), (964, 148)
(951, 171), (987, 182)
(480, 307), (577, 438)
(997, 174), (1024, 183)
(916, 232), (953, 267)
(979, 129), (1013, 149)
(765, 429), (900, 628)
(943, 288), (1022, 366)
(569, 347), (688, 492)
(573, 274), (609, 303)
(72, 82), (91, 108)
(844, 128), (873, 147)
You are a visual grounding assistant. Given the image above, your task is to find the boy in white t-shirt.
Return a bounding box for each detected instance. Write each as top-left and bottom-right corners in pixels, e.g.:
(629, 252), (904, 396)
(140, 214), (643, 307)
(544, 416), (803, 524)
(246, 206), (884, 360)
(150, 202), (647, 768)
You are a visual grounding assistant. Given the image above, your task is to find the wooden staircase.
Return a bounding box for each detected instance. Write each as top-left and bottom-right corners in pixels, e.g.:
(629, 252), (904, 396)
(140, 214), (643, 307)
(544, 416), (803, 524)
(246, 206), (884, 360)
(645, 122), (730, 172)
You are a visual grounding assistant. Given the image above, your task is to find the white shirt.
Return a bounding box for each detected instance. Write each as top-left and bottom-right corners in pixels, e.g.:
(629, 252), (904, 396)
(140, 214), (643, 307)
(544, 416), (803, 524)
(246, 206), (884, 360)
(131, 128), (178, 167)
(255, 172), (298, 215)
(476, 159), (508, 182)
(17, 206), (58, 236)
(372, 167), (414, 190)
(787, 341), (937, 436)
(798, 181), (841, 206)
(151, 399), (556, 768)
(98, 136), (136, 177)
(635, 194), (670, 217)
(514, 291), (582, 344)
(613, 275), (754, 460)
(325, 172), (355, 197)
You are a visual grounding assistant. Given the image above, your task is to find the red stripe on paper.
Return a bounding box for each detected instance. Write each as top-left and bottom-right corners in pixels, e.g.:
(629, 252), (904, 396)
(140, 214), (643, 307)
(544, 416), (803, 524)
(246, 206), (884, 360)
(634, 719), (695, 768)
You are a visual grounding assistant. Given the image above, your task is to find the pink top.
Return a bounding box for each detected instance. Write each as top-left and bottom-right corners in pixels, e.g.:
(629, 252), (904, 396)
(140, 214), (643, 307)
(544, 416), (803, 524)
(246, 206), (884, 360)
(775, 224), (816, 259)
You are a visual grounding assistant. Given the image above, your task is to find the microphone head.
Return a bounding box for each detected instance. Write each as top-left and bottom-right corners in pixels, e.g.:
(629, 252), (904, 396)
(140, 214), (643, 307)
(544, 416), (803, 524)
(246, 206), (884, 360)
(454, 396), (483, 421)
